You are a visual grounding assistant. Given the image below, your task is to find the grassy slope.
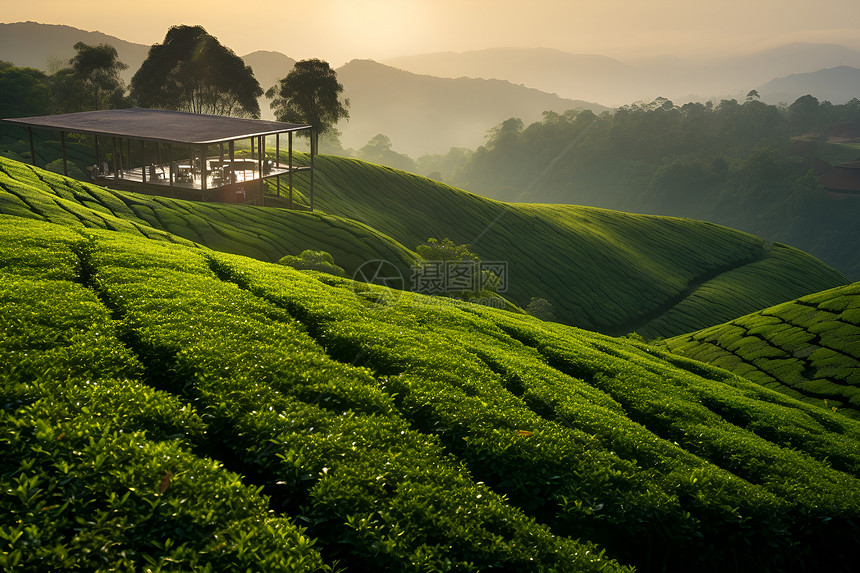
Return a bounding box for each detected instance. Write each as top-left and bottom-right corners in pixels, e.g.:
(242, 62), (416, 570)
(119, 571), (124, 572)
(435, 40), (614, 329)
(0, 156), (848, 339)
(284, 155), (850, 337)
(3, 209), (860, 569)
(0, 156), (416, 276)
(663, 282), (860, 419)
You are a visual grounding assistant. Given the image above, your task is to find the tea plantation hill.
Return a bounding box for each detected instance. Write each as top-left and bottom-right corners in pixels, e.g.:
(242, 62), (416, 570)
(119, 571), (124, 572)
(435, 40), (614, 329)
(0, 155), (849, 340)
(663, 281), (860, 419)
(286, 155), (850, 338)
(4, 200), (860, 571)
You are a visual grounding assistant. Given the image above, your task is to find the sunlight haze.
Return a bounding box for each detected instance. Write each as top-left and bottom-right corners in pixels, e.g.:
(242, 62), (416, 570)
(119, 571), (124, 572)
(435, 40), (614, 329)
(5, 0), (860, 64)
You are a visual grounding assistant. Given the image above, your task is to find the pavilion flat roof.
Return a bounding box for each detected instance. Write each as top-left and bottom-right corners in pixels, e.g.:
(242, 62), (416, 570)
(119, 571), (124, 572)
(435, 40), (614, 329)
(2, 108), (311, 145)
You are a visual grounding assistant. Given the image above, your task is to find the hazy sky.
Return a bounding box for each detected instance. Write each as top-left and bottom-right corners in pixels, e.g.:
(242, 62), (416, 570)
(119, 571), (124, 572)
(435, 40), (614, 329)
(5, 0), (860, 64)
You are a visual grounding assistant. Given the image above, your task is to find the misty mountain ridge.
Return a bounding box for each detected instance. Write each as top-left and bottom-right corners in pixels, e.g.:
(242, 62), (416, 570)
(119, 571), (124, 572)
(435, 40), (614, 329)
(334, 58), (606, 155)
(241, 50), (298, 115)
(0, 21), (149, 83)
(758, 66), (860, 105)
(388, 42), (860, 106)
(3, 22), (860, 154)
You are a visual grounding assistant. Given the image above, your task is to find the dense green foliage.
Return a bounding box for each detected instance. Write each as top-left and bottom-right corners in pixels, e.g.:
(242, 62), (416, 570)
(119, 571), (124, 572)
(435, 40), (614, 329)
(0, 155), (847, 339)
(279, 249), (346, 277)
(0, 61), (51, 119)
(663, 282), (860, 419)
(51, 42), (128, 113)
(131, 25), (262, 117)
(450, 99), (860, 279)
(3, 195), (860, 570)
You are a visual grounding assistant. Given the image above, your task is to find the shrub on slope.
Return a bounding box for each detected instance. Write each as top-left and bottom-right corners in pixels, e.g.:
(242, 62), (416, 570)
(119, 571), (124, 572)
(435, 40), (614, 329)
(2, 213), (860, 571)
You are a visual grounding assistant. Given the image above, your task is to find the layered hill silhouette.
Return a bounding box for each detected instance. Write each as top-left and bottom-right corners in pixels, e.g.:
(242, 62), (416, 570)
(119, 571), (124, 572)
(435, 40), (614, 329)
(388, 43), (860, 106)
(0, 156), (848, 339)
(758, 66), (860, 104)
(0, 22), (605, 155)
(3, 157), (860, 571)
(0, 21), (149, 83)
(334, 59), (606, 155)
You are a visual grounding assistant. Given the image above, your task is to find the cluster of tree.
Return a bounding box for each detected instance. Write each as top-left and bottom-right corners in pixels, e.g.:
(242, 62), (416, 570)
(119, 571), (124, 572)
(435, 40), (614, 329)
(0, 41), (127, 118)
(1, 25), (349, 154)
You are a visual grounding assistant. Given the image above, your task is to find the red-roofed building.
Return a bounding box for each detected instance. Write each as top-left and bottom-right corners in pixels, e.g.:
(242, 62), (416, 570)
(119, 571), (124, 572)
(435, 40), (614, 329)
(818, 160), (860, 194)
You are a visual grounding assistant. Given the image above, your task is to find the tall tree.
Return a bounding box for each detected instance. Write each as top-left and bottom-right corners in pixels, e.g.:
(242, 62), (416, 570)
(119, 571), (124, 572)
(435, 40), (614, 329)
(0, 61), (51, 118)
(51, 42), (128, 113)
(267, 59), (349, 155)
(357, 133), (415, 171)
(130, 25), (262, 118)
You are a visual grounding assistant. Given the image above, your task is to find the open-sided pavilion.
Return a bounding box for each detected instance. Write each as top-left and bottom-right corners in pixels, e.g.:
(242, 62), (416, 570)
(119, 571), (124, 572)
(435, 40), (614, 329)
(3, 108), (315, 209)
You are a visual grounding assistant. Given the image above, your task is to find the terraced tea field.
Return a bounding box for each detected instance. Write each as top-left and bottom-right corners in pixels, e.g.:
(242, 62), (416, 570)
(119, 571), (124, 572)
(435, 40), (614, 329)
(2, 202), (860, 570)
(664, 282), (860, 418)
(0, 155), (848, 338)
(279, 154), (849, 336)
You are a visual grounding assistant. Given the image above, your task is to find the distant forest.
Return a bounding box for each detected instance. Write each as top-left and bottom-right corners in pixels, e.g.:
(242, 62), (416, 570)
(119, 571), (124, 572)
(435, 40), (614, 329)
(441, 95), (860, 279)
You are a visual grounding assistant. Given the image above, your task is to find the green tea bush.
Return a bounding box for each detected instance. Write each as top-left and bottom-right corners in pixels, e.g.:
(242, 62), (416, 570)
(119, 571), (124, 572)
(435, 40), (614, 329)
(279, 249), (346, 277)
(76, 240), (625, 572)
(3, 157), (860, 571)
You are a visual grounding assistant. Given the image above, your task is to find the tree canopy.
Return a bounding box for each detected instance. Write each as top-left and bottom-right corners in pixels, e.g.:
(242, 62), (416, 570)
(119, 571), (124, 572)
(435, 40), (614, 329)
(0, 61), (51, 118)
(267, 59), (349, 154)
(357, 133), (416, 171)
(130, 25), (262, 118)
(51, 42), (128, 113)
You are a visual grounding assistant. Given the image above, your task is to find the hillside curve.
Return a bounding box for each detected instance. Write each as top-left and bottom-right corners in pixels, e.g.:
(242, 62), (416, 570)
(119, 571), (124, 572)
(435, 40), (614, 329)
(282, 154), (850, 337)
(0, 154), (849, 338)
(663, 281), (860, 418)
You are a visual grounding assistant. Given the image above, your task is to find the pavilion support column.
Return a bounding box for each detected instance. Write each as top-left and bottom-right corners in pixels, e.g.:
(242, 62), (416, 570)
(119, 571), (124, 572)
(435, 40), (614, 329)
(259, 135), (265, 207)
(258, 135), (264, 174)
(288, 131), (293, 210)
(94, 135), (100, 176)
(229, 141), (235, 185)
(27, 127), (36, 167)
(112, 137), (119, 179)
(200, 144), (207, 199)
(117, 138), (123, 177)
(168, 143), (174, 186)
(141, 141), (146, 183)
(275, 133), (280, 197)
(310, 144), (315, 212)
(60, 131), (68, 177)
